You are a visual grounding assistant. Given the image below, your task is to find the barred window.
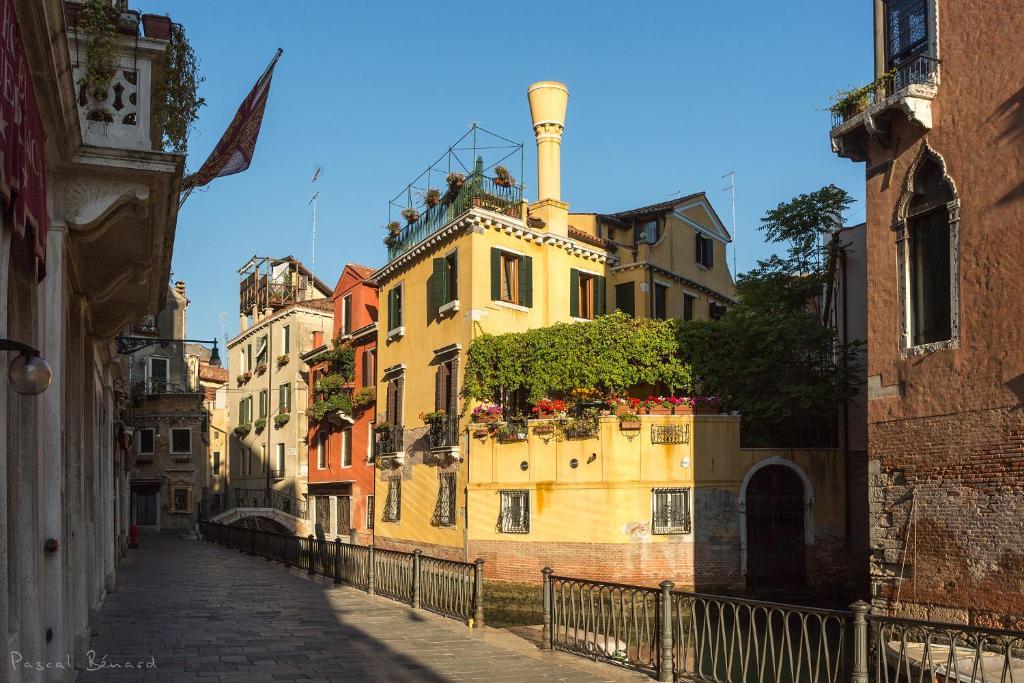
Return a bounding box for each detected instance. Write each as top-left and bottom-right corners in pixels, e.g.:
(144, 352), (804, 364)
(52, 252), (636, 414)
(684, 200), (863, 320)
(432, 472), (457, 527)
(336, 495), (351, 535)
(383, 479), (401, 522)
(497, 490), (530, 534)
(366, 494), (374, 529)
(315, 496), (331, 533)
(652, 488), (691, 535)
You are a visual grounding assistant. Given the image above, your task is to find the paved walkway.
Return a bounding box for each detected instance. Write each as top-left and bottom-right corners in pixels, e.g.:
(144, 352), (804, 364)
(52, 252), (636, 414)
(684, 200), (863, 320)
(81, 534), (648, 682)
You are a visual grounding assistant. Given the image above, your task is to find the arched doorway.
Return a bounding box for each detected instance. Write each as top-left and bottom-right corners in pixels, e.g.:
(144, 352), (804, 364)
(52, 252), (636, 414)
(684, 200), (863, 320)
(744, 465), (806, 589)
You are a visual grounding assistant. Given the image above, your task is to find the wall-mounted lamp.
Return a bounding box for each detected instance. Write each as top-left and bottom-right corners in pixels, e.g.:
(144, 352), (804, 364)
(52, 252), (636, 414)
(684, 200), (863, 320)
(1, 339), (52, 395)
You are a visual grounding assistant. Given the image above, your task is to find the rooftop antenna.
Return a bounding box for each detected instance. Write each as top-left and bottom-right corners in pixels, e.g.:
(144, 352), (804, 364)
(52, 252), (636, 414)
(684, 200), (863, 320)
(722, 171), (737, 276)
(218, 311), (228, 346)
(309, 165), (321, 279)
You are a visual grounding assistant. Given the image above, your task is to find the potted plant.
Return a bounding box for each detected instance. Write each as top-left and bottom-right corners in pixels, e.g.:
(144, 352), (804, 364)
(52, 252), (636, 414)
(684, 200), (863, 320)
(236, 371), (252, 386)
(254, 362), (267, 376)
(471, 403), (502, 424)
(141, 13), (171, 40)
(446, 172), (465, 193)
(424, 188), (441, 207)
(276, 354), (289, 367)
(497, 419), (527, 442)
(383, 221), (402, 248)
(644, 396), (673, 416)
(352, 386), (376, 413)
(400, 207), (420, 224)
(274, 413), (291, 429)
(493, 165), (516, 188)
(233, 423), (252, 438)
(254, 417), (267, 433)
(690, 395), (722, 415)
(618, 412), (642, 431)
(531, 398), (567, 419)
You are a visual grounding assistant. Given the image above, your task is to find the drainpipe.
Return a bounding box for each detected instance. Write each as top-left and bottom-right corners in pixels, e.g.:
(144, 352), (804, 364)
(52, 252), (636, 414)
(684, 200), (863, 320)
(266, 319), (273, 503)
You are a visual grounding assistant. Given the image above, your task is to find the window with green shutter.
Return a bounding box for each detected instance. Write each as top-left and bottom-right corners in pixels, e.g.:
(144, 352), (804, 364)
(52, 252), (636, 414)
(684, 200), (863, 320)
(491, 248), (531, 307)
(569, 268), (580, 318)
(615, 282), (635, 316)
(388, 285), (404, 331)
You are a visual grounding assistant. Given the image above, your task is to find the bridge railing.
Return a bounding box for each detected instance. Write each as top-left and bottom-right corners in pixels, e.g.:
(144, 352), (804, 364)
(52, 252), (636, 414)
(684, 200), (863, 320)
(200, 522), (484, 626)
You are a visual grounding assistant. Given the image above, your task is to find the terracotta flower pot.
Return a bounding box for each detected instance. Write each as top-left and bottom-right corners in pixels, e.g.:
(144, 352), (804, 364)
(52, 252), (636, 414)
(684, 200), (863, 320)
(647, 406), (672, 415)
(694, 406), (720, 415)
(534, 425), (555, 435)
(141, 14), (171, 40)
(619, 420), (641, 431)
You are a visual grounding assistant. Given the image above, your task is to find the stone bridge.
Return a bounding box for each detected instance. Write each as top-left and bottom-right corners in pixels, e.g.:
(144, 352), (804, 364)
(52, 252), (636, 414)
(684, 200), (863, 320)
(209, 506), (310, 535)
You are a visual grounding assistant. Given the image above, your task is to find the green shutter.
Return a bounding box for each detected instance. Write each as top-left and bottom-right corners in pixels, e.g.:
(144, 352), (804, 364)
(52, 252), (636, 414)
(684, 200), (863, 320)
(388, 288), (397, 330)
(569, 268), (580, 318)
(490, 248), (501, 301)
(707, 239), (714, 268)
(519, 255), (533, 308)
(430, 258), (445, 318)
(595, 276), (607, 316)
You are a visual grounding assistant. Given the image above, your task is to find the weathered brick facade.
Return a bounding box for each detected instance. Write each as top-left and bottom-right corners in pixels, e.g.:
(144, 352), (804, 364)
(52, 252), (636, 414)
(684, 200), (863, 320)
(831, 0), (1024, 627)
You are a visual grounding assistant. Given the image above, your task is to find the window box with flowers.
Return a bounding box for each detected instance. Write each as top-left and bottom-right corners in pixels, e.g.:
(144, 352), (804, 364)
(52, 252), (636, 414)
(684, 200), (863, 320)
(234, 423), (252, 438)
(532, 421), (556, 436)
(254, 418), (267, 433)
(471, 403), (502, 424)
(237, 372), (252, 386)
(618, 412), (642, 431)
(276, 354), (289, 368)
(607, 396), (644, 417)
(274, 413), (291, 429)
(254, 362), (268, 376)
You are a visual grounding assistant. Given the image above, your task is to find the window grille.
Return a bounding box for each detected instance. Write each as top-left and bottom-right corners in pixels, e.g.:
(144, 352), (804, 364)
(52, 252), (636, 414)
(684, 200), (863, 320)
(366, 494), (374, 529)
(651, 424), (690, 445)
(432, 472), (457, 527)
(497, 490), (530, 534)
(336, 496), (351, 534)
(652, 488), (691, 535)
(315, 496), (330, 532)
(383, 478), (401, 522)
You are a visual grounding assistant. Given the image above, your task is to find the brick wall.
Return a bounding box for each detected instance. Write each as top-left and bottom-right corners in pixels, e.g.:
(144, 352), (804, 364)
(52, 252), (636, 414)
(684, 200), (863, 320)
(869, 408), (1024, 629)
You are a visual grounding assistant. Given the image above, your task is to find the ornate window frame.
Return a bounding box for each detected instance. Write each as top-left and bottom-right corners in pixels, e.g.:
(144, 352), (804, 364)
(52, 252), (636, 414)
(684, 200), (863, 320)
(893, 143), (960, 356)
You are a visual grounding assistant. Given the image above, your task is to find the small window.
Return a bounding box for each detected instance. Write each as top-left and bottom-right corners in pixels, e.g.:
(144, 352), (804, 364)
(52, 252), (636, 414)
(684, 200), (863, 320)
(212, 451), (221, 476)
(282, 325), (290, 354)
(433, 471), (457, 527)
(497, 490), (530, 534)
(138, 428), (155, 454)
(246, 344), (253, 371)
(172, 487), (190, 512)
(336, 495), (351, 534)
(256, 335), (268, 365)
(275, 443), (286, 475)
(683, 293), (696, 322)
(635, 218), (659, 244)
(385, 376), (404, 425)
(279, 383), (291, 413)
(500, 252), (519, 304)
(388, 285), (404, 331)
(383, 479), (401, 522)
(696, 233), (714, 268)
(445, 251), (459, 303)
(366, 494), (375, 529)
(341, 429), (352, 467)
(709, 302), (727, 320)
(342, 295), (352, 335)
(315, 496), (330, 532)
(170, 428), (191, 454)
(578, 273), (596, 320)
(615, 282), (635, 317)
(654, 283), (669, 320)
(652, 488), (691, 534)
(316, 432), (327, 469)
(259, 390), (268, 419)
(148, 357), (169, 382)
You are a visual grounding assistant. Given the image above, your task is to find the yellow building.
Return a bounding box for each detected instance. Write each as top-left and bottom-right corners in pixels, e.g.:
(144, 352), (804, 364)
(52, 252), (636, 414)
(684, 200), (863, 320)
(370, 82), (849, 593)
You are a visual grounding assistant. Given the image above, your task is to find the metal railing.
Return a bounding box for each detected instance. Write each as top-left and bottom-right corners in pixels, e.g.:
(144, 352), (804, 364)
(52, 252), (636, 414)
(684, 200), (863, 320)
(375, 424), (404, 456)
(200, 522), (485, 625)
(227, 488), (308, 519)
(387, 172), (522, 261)
(133, 379), (201, 396)
(428, 415), (460, 450)
(831, 53), (940, 128)
(541, 568), (1024, 683)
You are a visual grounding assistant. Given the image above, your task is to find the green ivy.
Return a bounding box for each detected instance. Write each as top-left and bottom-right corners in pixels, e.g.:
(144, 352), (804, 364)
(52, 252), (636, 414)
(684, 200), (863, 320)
(310, 344), (355, 381)
(159, 22), (205, 156)
(463, 311), (691, 404)
(253, 417), (267, 432)
(274, 413), (291, 429)
(78, 0), (118, 107)
(308, 393), (353, 422)
(314, 373), (349, 395)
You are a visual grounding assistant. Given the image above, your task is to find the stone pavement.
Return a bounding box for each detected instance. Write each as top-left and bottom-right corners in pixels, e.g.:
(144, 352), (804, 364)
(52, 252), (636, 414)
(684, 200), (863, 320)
(80, 534), (649, 682)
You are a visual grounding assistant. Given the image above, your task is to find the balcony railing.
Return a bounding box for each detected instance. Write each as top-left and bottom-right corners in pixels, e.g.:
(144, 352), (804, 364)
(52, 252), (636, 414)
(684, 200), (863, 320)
(375, 424), (404, 456)
(133, 380), (201, 397)
(387, 171), (522, 262)
(831, 53), (940, 128)
(428, 416), (460, 450)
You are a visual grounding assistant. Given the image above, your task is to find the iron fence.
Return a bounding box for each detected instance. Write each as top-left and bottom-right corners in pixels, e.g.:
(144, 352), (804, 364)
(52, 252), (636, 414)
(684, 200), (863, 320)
(227, 488), (308, 519)
(831, 53), (940, 128)
(199, 522), (483, 625)
(375, 424), (404, 456)
(428, 415), (460, 450)
(541, 568), (1024, 683)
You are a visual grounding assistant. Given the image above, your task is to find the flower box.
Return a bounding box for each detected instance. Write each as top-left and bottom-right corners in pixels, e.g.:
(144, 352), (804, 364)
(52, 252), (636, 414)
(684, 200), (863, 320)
(141, 13), (171, 40)
(646, 406), (673, 415)
(619, 420), (641, 431)
(472, 428), (490, 439)
(533, 424), (555, 435)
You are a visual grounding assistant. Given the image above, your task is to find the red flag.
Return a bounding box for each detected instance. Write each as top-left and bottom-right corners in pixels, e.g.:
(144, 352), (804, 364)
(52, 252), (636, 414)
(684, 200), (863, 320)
(183, 49), (282, 190)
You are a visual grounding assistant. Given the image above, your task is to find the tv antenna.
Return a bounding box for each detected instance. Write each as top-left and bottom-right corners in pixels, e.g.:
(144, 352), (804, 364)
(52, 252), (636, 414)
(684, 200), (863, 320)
(722, 171), (737, 276)
(309, 165), (321, 279)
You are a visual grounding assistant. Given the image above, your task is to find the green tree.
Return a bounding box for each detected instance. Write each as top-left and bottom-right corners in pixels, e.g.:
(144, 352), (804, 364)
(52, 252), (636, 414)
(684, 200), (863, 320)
(676, 185), (861, 447)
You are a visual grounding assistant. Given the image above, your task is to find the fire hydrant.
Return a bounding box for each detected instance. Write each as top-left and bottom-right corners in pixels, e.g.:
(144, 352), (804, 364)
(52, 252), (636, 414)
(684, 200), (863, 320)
(129, 524), (139, 549)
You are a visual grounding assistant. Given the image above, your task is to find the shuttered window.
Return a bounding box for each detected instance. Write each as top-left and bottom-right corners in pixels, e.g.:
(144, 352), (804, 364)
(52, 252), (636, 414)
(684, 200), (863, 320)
(278, 383), (291, 413)
(654, 283), (668, 320)
(341, 295), (352, 334)
(429, 250), (460, 318)
(387, 285), (404, 331)
(385, 376), (404, 425)
(696, 233), (714, 268)
(434, 357), (458, 414)
(615, 282), (635, 317)
(490, 248), (532, 307)
(570, 269), (606, 319)
(683, 293), (696, 322)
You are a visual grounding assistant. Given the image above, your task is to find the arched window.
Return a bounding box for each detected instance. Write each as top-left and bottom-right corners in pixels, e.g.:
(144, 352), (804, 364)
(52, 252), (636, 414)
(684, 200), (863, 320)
(896, 145), (959, 352)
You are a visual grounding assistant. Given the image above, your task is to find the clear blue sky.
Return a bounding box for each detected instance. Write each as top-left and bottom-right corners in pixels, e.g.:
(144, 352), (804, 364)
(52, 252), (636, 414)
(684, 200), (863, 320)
(134, 0), (873, 345)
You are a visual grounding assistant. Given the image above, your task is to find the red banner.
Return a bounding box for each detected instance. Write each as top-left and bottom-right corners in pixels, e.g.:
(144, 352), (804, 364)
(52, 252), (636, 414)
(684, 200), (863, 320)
(0, 0), (46, 280)
(183, 49), (281, 190)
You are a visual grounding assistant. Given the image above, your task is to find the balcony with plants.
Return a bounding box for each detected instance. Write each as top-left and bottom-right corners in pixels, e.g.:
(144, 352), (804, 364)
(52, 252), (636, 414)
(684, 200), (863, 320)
(829, 51), (940, 162)
(307, 343), (357, 427)
(383, 124), (524, 262)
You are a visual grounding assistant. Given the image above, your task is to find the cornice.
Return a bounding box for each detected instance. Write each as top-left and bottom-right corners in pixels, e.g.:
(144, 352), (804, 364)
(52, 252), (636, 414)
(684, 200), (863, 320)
(612, 261), (737, 305)
(227, 304), (333, 349)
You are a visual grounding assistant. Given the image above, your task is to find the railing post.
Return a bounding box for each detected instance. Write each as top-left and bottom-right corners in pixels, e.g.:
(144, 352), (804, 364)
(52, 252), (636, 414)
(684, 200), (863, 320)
(658, 580), (675, 683)
(473, 558), (485, 628)
(850, 600), (871, 683)
(412, 550), (422, 609)
(541, 567), (553, 649)
(334, 537), (342, 584)
(367, 546), (376, 595)
(307, 535), (315, 575)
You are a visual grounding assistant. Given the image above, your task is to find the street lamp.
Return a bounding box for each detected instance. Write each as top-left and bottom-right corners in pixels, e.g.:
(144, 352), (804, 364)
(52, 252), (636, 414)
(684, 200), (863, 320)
(0, 339), (52, 395)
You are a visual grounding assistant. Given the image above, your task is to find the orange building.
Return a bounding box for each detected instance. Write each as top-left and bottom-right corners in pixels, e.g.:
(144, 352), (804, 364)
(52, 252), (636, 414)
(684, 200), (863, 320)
(304, 264), (378, 545)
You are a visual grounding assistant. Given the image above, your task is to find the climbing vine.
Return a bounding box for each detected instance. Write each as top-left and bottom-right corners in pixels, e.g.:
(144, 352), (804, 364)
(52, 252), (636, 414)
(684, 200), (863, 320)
(78, 0), (118, 106)
(308, 343), (356, 422)
(159, 21), (205, 156)
(463, 312), (690, 405)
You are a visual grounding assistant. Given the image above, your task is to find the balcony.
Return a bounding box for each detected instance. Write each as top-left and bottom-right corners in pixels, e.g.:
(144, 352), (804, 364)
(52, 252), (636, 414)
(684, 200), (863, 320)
(375, 424), (405, 467)
(427, 416), (462, 463)
(830, 54), (939, 162)
(132, 380), (201, 398)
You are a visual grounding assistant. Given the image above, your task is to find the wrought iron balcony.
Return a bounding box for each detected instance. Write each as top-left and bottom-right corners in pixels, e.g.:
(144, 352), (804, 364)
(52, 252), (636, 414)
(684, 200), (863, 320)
(831, 53), (940, 162)
(428, 416), (461, 450)
(375, 424), (404, 457)
(132, 380), (201, 397)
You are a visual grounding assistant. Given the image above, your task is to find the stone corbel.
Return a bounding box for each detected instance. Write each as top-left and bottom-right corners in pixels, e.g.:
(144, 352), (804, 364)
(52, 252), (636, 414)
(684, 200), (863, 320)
(863, 112), (892, 149)
(895, 96), (933, 131)
(49, 175), (150, 239)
